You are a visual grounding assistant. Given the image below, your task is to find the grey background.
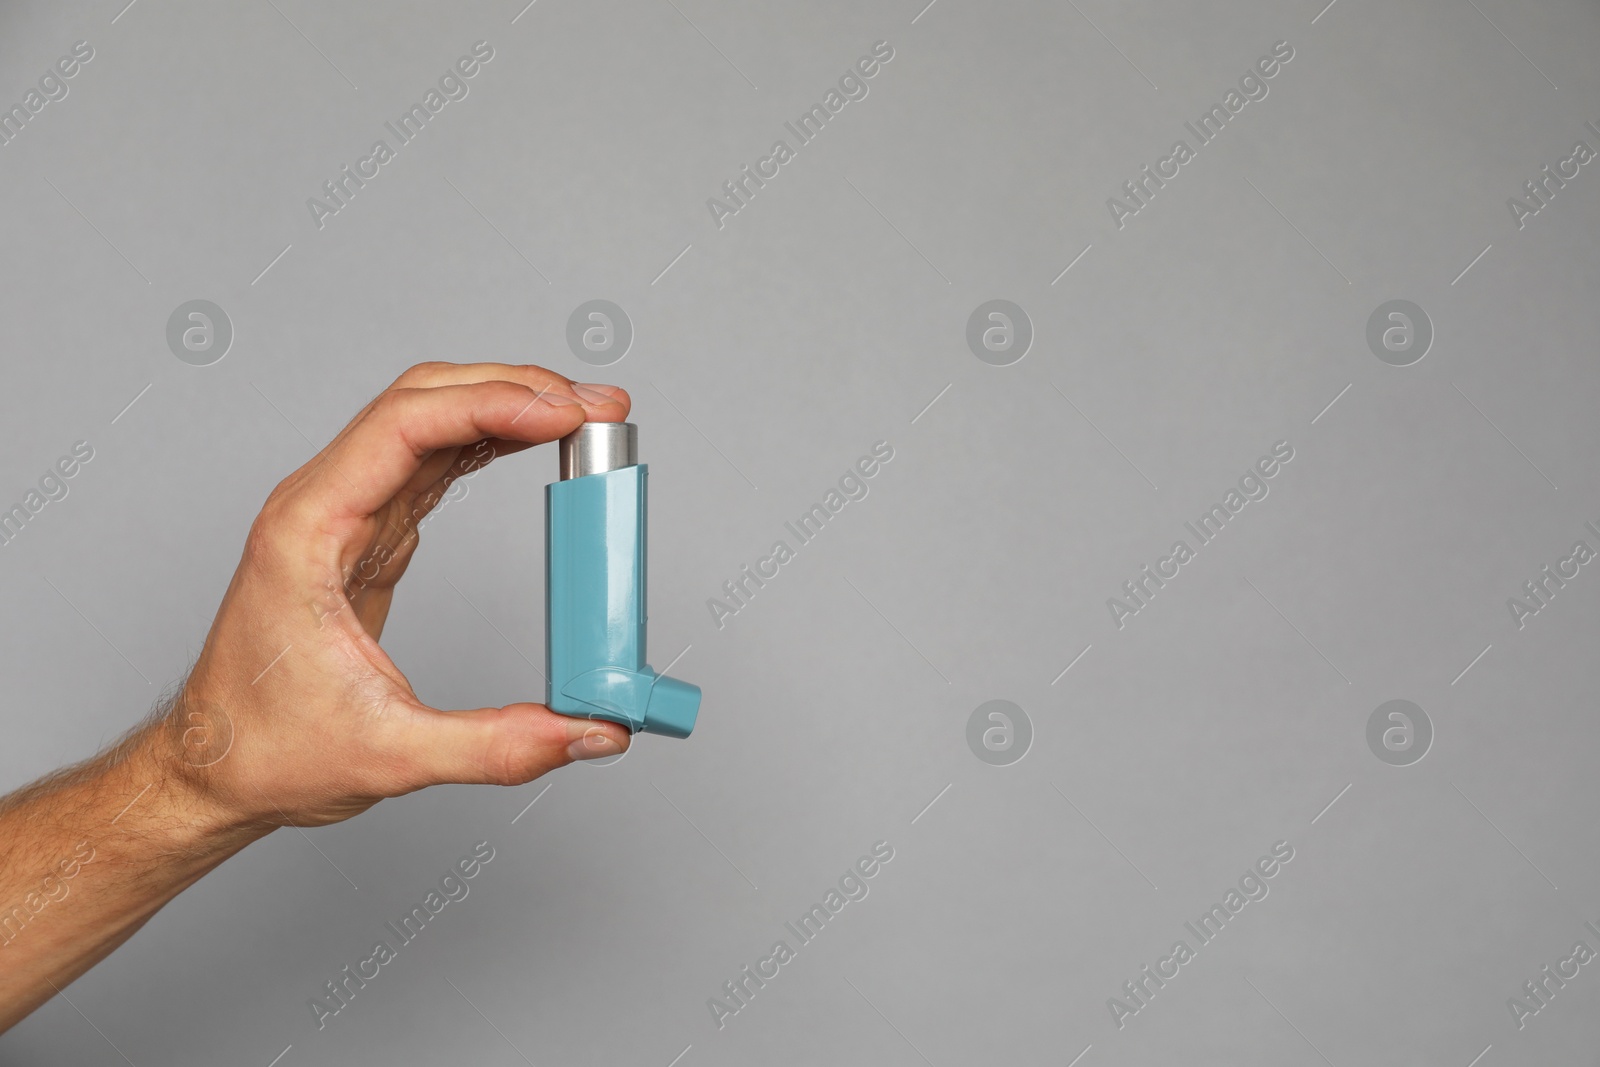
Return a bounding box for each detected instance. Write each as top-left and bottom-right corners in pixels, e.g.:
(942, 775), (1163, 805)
(1, 0), (1597, 1063)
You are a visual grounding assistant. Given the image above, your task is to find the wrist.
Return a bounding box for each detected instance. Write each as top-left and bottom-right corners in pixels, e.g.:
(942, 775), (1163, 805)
(121, 697), (271, 858)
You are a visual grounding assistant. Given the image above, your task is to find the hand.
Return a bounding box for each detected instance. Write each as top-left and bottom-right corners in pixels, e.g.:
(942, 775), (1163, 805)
(0, 362), (638, 1031)
(172, 362), (635, 833)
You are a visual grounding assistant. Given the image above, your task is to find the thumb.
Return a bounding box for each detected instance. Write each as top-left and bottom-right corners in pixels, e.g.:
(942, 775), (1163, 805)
(397, 702), (632, 789)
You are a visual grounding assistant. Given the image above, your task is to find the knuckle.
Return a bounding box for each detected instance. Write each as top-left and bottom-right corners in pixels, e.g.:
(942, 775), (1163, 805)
(371, 387), (412, 420)
(265, 488), (323, 536)
(364, 389), (418, 443)
(487, 720), (547, 786)
(245, 488), (297, 557)
(394, 361), (453, 388)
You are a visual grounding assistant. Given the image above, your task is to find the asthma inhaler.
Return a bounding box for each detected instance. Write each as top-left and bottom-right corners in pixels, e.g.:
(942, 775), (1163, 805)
(545, 422), (700, 738)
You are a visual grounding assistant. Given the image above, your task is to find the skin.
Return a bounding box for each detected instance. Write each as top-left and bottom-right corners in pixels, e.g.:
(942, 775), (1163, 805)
(0, 362), (636, 1032)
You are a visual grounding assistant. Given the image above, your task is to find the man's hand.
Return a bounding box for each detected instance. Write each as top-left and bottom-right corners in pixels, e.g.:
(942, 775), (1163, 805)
(0, 362), (633, 1031)
(179, 361), (634, 830)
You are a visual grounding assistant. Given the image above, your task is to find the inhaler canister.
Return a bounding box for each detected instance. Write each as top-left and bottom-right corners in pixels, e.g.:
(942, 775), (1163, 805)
(545, 422), (700, 738)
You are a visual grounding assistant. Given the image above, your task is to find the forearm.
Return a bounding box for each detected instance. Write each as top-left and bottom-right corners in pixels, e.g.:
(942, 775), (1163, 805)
(0, 708), (263, 1031)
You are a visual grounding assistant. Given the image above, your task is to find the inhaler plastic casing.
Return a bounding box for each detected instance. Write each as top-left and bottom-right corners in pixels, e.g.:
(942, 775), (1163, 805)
(545, 422), (700, 738)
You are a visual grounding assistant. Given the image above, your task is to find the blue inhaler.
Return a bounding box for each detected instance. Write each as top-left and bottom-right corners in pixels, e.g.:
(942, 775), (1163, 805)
(545, 422), (700, 738)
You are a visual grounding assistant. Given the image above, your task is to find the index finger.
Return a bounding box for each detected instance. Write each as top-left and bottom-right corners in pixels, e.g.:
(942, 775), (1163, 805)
(320, 362), (629, 459)
(299, 380), (587, 519)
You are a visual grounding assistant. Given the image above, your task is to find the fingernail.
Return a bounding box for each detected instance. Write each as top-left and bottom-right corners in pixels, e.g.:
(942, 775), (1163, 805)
(571, 384), (621, 405)
(539, 389), (582, 406)
(567, 731), (622, 761)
